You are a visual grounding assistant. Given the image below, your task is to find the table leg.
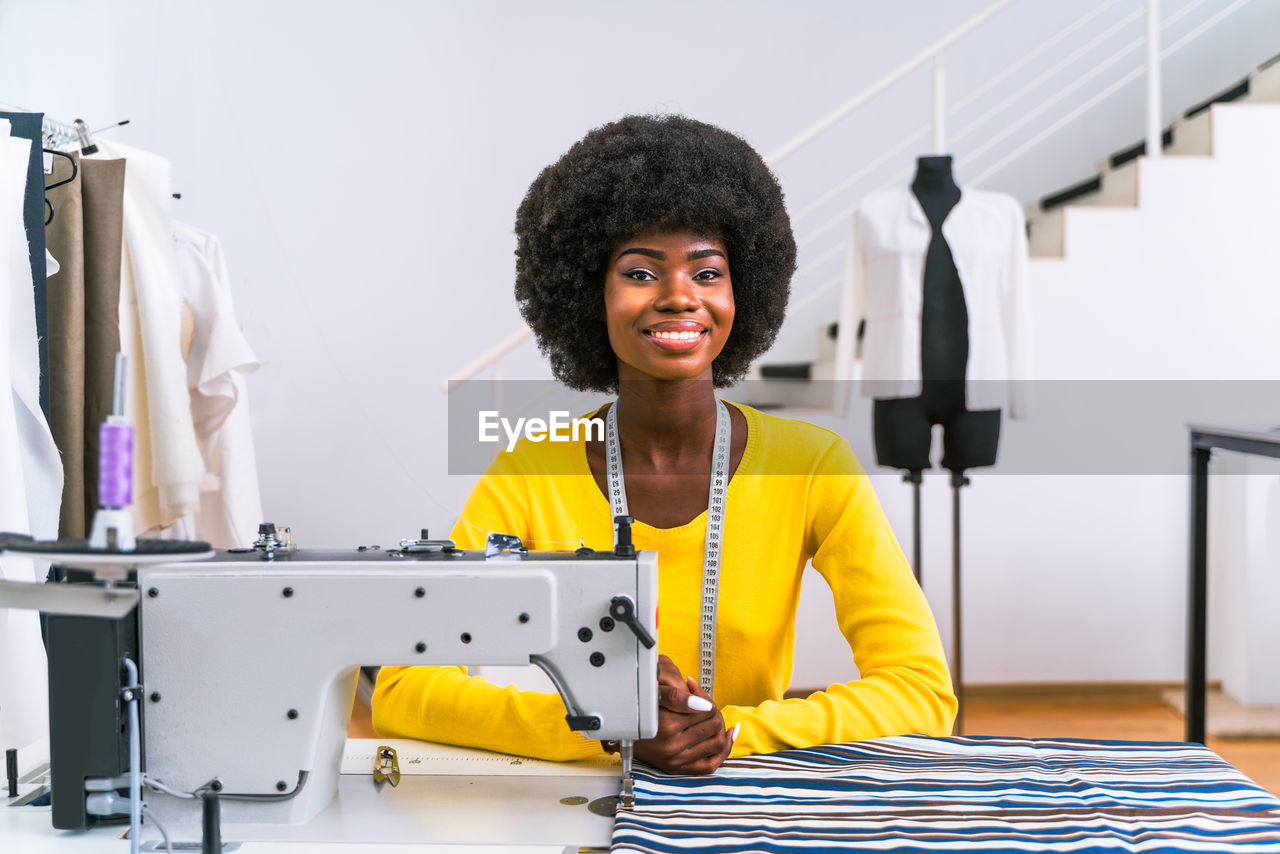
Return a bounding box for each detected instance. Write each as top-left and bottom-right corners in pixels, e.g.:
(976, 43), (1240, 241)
(1186, 443), (1210, 744)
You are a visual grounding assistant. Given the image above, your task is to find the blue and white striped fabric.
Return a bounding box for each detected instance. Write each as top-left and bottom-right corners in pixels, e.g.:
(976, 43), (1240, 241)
(612, 736), (1280, 852)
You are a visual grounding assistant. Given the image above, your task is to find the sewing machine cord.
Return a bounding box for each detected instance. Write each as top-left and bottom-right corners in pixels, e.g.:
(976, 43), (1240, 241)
(606, 398), (729, 699)
(123, 656), (142, 854)
(142, 805), (174, 854)
(123, 657), (177, 854)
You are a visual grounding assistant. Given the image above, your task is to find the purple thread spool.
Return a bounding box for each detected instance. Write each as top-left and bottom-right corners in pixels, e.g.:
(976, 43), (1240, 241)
(99, 419), (134, 509)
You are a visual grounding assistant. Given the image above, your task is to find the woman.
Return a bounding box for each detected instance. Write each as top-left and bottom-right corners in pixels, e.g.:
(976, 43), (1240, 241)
(373, 115), (956, 775)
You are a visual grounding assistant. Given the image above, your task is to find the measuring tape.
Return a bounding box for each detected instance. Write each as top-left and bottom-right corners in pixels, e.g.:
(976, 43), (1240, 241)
(605, 398), (730, 700)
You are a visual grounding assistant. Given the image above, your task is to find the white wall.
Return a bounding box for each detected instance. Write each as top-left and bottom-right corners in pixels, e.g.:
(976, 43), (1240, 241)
(3, 0), (1279, 690)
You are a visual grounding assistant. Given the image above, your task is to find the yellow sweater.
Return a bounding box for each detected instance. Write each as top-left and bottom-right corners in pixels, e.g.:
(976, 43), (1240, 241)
(373, 402), (956, 759)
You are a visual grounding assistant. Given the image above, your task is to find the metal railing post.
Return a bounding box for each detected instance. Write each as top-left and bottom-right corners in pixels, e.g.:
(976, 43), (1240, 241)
(1145, 0), (1163, 159)
(933, 54), (947, 154)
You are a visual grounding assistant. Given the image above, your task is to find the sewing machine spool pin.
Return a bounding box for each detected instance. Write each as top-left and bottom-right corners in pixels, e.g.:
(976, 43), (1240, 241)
(246, 522), (293, 560)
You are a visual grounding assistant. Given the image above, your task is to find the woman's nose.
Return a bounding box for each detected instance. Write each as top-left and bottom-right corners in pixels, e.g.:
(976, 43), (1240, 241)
(653, 275), (699, 311)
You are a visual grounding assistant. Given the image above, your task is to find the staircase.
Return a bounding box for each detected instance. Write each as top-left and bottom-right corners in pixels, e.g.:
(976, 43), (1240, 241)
(1028, 52), (1280, 258)
(740, 51), (1280, 411)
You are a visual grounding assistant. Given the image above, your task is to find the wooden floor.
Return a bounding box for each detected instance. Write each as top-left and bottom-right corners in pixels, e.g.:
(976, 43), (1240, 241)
(963, 692), (1280, 797)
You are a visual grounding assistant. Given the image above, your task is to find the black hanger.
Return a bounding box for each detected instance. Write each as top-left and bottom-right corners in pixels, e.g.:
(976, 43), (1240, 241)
(42, 148), (78, 225)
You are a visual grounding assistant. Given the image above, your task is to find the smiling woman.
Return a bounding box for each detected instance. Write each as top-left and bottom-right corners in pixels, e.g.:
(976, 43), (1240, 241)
(372, 114), (956, 775)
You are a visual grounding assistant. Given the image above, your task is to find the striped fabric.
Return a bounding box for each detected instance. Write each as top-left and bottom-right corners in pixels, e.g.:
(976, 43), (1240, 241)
(612, 735), (1280, 852)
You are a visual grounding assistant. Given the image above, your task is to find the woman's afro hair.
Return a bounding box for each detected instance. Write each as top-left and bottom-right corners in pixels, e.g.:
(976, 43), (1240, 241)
(514, 114), (796, 392)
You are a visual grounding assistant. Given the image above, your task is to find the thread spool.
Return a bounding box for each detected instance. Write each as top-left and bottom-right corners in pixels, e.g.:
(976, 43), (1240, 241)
(98, 418), (133, 509)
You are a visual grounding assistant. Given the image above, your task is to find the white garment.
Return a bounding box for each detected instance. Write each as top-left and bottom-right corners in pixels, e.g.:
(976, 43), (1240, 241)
(0, 122), (62, 751)
(837, 186), (1032, 417)
(94, 140), (205, 523)
(173, 221), (263, 548)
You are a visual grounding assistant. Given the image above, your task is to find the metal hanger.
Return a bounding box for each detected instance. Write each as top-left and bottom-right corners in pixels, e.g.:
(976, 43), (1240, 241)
(43, 148), (78, 225)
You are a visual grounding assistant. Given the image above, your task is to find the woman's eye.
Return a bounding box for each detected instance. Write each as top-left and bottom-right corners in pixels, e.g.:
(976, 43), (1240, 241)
(624, 269), (657, 281)
(694, 268), (723, 281)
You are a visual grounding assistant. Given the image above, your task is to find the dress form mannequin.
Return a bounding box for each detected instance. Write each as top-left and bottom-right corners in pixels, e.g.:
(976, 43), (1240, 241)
(870, 155), (1003, 734)
(872, 155), (1001, 478)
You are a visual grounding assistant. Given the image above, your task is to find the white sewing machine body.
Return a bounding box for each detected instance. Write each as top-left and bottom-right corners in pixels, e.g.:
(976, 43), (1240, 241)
(21, 532), (659, 846)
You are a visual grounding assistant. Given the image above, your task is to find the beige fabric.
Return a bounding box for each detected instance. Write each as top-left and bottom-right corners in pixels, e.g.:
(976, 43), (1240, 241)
(43, 155), (125, 534)
(44, 152), (87, 537)
(79, 158), (125, 522)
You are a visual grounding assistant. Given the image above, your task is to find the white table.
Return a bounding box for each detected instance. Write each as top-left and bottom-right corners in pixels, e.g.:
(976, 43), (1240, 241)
(4, 738), (620, 852)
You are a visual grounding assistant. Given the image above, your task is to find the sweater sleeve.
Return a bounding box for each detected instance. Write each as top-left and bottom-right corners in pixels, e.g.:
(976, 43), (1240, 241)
(720, 438), (957, 755)
(370, 452), (605, 761)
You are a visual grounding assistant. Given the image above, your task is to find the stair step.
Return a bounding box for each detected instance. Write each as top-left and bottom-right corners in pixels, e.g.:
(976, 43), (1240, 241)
(1041, 176), (1101, 212)
(1109, 128), (1174, 170)
(1184, 77), (1250, 120)
(1034, 67), (1262, 217)
(1249, 56), (1280, 101)
(1166, 110), (1213, 157)
(1090, 160), (1139, 207)
(1028, 207), (1065, 258)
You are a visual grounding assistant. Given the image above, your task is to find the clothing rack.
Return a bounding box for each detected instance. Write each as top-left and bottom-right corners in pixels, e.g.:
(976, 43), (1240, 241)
(0, 103), (105, 153)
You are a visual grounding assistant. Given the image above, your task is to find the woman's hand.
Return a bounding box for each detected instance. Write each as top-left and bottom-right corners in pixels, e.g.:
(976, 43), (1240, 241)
(633, 655), (736, 775)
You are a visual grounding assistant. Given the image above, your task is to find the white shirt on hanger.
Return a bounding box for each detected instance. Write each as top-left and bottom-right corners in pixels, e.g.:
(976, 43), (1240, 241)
(836, 186), (1032, 417)
(94, 140), (206, 525)
(173, 221), (263, 549)
(0, 121), (62, 751)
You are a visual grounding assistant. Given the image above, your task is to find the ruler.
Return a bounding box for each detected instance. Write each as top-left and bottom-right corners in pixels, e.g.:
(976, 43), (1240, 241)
(341, 738), (620, 778)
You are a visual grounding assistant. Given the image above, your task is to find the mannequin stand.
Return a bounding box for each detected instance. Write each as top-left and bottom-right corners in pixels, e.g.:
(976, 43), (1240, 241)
(903, 470), (923, 582)
(897, 467), (972, 736)
(950, 470), (970, 736)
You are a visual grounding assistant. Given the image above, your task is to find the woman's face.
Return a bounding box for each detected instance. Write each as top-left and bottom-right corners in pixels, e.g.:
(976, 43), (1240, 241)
(603, 228), (735, 385)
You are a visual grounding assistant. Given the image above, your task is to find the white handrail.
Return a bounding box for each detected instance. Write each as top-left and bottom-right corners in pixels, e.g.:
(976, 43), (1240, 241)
(961, 25), (1145, 168)
(794, 0), (1205, 253)
(792, 0), (1133, 228)
(949, 0), (1127, 117)
(949, 0), (1210, 179)
(951, 6), (1144, 147)
(791, 273), (844, 314)
(970, 0), (1252, 185)
(794, 241), (845, 281)
(439, 325), (533, 392)
(762, 0), (1020, 165)
(792, 125), (928, 225)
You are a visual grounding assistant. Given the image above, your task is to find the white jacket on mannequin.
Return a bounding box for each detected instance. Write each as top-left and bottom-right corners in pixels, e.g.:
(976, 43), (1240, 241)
(835, 186), (1032, 418)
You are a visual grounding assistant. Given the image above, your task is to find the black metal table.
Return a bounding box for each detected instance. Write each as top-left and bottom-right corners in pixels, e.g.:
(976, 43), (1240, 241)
(1187, 424), (1280, 743)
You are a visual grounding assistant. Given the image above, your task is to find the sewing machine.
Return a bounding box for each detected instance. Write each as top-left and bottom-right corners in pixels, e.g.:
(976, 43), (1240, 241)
(1, 520), (659, 849)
